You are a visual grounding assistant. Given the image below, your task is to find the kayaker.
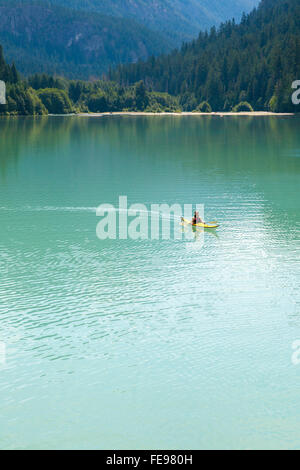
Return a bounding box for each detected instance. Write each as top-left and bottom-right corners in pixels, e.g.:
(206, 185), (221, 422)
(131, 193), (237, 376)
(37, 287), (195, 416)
(192, 211), (204, 225)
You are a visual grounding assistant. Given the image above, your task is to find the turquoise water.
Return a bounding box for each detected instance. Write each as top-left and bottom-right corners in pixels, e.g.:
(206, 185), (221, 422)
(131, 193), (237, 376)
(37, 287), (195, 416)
(0, 115), (300, 450)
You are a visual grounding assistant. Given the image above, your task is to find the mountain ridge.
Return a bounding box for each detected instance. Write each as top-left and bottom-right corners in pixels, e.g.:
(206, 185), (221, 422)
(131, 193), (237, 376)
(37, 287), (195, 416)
(0, 0), (171, 78)
(43, 0), (260, 43)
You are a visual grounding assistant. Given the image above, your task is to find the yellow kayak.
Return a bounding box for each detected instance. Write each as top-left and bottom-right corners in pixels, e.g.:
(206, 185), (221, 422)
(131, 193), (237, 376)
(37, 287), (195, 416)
(181, 217), (219, 229)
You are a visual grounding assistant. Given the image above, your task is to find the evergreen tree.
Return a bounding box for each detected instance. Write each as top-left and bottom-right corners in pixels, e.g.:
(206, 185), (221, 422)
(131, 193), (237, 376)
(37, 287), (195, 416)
(109, 0), (300, 113)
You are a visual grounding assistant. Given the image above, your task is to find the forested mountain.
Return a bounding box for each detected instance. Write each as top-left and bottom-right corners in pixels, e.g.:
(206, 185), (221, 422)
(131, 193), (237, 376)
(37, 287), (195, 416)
(44, 0), (259, 44)
(0, 1), (171, 78)
(110, 0), (300, 112)
(0, 0), (260, 78)
(1, 0), (299, 115)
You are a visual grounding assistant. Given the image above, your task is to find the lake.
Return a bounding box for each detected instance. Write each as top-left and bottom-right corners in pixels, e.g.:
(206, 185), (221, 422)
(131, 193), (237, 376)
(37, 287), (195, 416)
(0, 115), (299, 450)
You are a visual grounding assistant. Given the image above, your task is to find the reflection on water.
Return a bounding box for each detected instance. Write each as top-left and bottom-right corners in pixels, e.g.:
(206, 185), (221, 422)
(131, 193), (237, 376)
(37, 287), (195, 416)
(1, 115), (300, 177)
(0, 116), (299, 450)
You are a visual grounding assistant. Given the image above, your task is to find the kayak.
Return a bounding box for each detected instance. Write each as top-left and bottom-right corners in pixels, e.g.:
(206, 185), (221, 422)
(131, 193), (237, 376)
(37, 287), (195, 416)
(181, 217), (219, 229)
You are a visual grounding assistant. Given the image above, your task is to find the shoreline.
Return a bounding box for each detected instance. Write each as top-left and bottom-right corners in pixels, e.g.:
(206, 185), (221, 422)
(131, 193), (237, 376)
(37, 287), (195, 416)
(76, 111), (295, 117)
(1, 111), (296, 118)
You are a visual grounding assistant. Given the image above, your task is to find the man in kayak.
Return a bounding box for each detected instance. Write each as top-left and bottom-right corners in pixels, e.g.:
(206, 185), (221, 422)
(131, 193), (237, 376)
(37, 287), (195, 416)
(192, 211), (204, 225)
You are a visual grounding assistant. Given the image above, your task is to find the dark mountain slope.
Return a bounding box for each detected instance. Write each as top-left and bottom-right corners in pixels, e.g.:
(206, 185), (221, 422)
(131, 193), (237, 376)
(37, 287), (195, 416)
(0, 1), (171, 78)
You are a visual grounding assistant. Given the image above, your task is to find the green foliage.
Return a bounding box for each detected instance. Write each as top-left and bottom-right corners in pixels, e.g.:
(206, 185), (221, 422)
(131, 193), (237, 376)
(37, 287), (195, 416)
(232, 102), (254, 112)
(135, 81), (149, 111)
(28, 74), (67, 91)
(0, 81), (48, 115)
(87, 93), (108, 113)
(68, 81), (85, 103)
(110, 0), (300, 113)
(268, 95), (278, 112)
(0, 44), (19, 83)
(37, 88), (73, 114)
(146, 92), (180, 113)
(195, 101), (212, 113)
(179, 93), (198, 112)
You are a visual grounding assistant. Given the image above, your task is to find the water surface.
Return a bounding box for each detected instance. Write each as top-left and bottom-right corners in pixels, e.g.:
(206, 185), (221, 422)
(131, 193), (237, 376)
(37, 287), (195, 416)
(0, 115), (299, 450)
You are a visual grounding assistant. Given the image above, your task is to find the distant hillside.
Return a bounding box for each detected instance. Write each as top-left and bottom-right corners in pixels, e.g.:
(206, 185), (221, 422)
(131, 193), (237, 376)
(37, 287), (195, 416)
(40, 0), (260, 44)
(0, 1), (171, 78)
(110, 0), (300, 112)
